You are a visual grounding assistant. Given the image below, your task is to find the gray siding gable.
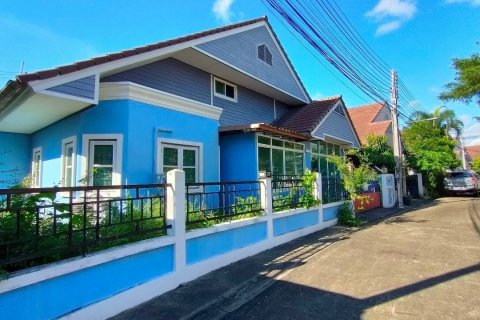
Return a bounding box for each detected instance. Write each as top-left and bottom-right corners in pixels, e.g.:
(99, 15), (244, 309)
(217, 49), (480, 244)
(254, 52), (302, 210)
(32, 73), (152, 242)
(197, 26), (308, 102)
(313, 109), (360, 148)
(215, 83), (276, 126)
(46, 75), (96, 100)
(373, 105), (391, 122)
(101, 58), (211, 105)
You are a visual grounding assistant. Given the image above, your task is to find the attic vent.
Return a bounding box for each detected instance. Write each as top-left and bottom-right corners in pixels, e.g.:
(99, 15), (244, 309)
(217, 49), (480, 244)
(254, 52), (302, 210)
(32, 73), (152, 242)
(257, 44), (272, 66)
(334, 105), (346, 116)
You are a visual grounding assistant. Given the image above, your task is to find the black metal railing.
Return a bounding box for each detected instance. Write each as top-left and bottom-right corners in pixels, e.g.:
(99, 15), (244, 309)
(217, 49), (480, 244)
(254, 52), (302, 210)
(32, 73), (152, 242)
(322, 178), (347, 203)
(0, 184), (168, 272)
(271, 177), (309, 212)
(185, 181), (262, 230)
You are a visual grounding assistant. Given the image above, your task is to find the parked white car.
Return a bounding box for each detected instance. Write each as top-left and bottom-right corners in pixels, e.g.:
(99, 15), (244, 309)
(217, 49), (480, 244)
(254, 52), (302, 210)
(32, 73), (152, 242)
(444, 171), (480, 196)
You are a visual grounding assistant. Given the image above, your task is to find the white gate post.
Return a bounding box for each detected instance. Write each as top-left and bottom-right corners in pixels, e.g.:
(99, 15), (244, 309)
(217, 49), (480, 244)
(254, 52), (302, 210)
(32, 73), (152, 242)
(314, 172), (323, 223)
(259, 172), (273, 239)
(166, 169), (186, 273)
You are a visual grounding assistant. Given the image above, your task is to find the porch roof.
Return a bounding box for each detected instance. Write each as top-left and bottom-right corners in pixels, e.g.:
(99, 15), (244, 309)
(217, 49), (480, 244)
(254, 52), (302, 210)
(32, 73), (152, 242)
(219, 123), (309, 141)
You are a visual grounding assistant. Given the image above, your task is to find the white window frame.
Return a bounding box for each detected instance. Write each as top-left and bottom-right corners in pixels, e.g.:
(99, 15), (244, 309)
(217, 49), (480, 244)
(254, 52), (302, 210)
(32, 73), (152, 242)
(310, 140), (344, 178)
(156, 138), (203, 184)
(81, 134), (123, 187)
(256, 133), (305, 177)
(60, 136), (77, 187)
(31, 147), (43, 187)
(213, 77), (237, 102)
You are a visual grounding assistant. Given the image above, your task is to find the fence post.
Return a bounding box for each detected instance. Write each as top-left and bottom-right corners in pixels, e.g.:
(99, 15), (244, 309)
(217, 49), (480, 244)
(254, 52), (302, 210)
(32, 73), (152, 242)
(314, 172), (323, 224)
(259, 172), (273, 239)
(166, 169), (186, 273)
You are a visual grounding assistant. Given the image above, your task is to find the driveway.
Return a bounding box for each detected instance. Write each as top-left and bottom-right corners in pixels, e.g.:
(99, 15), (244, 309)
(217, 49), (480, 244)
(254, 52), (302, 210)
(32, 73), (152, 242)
(112, 198), (480, 320)
(227, 197), (480, 319)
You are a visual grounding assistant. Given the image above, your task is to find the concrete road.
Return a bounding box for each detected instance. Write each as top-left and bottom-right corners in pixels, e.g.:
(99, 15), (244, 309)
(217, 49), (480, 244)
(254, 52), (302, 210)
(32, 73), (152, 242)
(227, 197), (480, 320)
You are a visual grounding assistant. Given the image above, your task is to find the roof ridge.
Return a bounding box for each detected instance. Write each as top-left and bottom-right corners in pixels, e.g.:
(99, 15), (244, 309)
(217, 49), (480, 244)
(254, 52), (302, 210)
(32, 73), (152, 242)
(17, 16), (267, 83)
(311, 95), (341, 102)
(348, 101), (385, 110)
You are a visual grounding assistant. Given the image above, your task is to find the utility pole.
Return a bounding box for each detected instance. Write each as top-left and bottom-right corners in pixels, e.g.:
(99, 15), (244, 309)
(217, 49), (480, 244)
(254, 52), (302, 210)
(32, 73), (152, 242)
(460, 134), (467, 170)
(391, 70), (404, 208)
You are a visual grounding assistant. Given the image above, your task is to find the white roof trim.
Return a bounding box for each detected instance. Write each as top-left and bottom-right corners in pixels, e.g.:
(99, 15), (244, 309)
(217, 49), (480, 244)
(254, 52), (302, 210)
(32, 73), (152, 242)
(311, 99), (361, 148)
(100, 82), (223, 120)
(26, 21), (266, 91)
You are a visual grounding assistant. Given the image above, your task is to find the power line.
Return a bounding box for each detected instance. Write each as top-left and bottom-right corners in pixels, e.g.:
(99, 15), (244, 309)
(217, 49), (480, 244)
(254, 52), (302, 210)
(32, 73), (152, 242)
(262, 0), (425, 122)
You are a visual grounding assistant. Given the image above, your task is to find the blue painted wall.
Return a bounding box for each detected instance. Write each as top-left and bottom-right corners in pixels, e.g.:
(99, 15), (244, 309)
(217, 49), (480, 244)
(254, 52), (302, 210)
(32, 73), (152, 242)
(0, 245), (174, 320)
(0, 132), (31, 188)
(273, 210), (319, 236)
(186, 222), (267, 265)
(127, 100), (220, 184)
(31, 99), (219, 187)
(220, 133), (257, 181)
(102, 58), (211, 105)
(323, 204), (342, 221)
(197, 26), (308, 102)
(47, 75), (96, 100)
(313, 111), (360, 148)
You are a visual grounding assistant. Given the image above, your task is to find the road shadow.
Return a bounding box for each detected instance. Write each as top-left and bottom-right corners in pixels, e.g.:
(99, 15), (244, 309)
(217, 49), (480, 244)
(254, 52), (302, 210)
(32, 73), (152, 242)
(228, 263), (480, 320)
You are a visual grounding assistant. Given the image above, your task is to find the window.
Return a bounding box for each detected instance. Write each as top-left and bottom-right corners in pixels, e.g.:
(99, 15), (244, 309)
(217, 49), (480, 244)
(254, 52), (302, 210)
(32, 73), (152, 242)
(88, 141), (117, 186)
(257, 135), (304, 177)
(31, 147), (42, 187)
(61, 137), (76, 187)
(310, 140), (343, 179)
(257, 44), (272, 66)
(159, 141), (200, 183)
(214, 78), (237, 102)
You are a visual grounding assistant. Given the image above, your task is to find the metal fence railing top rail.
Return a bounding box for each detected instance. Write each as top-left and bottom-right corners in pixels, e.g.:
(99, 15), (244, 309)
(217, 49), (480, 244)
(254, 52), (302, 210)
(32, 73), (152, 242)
(185, 181), (263, 230)
(322, 178), (347, 204)
(0, 184), (168, 272)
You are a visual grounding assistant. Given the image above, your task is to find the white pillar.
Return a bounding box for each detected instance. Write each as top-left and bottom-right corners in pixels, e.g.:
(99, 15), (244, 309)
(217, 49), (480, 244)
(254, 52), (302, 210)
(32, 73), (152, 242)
(314, 172), (323, 223)
(259, 172), (273, 239)
(417, 173), (424, 197)
(166, 169), (186, 273)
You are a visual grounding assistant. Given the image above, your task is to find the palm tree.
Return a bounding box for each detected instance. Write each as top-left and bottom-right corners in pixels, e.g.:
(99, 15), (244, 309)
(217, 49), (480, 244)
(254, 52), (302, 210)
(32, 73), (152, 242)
(411, 106), (464, 138)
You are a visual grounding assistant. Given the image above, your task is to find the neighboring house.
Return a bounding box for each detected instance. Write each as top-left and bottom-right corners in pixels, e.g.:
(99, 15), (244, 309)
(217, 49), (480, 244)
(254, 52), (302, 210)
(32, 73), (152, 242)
(347, 101), (393, 147)
(0, 16), (359, 192)
(456, 144), (480, 170)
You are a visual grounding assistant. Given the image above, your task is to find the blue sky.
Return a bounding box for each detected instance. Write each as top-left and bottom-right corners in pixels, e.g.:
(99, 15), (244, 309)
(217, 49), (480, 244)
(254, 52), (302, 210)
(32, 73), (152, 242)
(0, 0), (479, 143)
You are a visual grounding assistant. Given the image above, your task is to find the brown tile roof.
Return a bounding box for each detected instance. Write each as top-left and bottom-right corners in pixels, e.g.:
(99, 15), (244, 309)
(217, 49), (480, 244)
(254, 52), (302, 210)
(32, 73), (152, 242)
(348, 101), (391, 145)
(16, 17), (267, 83)
(466, 145), (480, 161)
(272, 96), (341, 136)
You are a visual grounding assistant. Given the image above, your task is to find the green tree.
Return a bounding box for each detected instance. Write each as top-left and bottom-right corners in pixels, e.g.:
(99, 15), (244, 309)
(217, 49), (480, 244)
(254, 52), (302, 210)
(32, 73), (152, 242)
(472, 158), (480, 174)
(403, 120), (460, 198)
(411, 106), (464, 137)
(440, 52), (480, 106)
(348, 135), (395, 173)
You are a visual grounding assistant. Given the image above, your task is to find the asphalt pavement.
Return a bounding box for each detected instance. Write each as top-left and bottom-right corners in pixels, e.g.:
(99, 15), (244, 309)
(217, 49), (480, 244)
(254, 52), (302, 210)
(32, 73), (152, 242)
(111, 197), (480, 319)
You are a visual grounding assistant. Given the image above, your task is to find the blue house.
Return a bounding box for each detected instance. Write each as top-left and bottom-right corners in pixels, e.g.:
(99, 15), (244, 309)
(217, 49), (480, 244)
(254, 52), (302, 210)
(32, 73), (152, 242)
(0, 16), (359, 191)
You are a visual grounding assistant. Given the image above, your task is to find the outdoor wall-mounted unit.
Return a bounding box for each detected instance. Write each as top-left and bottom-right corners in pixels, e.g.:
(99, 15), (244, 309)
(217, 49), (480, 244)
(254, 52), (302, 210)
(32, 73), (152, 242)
(380, 174), (396, 208)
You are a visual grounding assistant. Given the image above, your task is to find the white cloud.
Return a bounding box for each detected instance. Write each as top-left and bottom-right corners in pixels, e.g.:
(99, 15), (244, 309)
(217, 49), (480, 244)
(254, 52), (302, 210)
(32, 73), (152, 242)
(445, 0), (480, 6)
(376, 21), (402, 35)
(367, 0), (417, 20)
(366, 0), (417, 35)
(212, 0), (235, 23)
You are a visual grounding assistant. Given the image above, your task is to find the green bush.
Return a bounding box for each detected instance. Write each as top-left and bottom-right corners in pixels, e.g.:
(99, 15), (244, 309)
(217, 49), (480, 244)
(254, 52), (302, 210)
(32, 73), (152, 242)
(337, 202), (362, 227)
